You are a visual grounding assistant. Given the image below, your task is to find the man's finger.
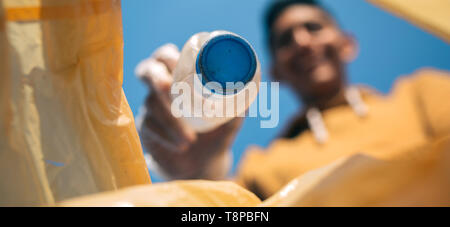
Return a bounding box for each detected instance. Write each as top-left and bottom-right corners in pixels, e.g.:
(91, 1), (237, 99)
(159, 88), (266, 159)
(153, 43), (180, 73)
(135, 58), (173, 94)
(144, 95), (197, 152)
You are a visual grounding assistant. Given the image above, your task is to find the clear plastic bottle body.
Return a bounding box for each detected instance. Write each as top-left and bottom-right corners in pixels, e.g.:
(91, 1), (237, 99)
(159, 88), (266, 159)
(171, 31), (260, 132)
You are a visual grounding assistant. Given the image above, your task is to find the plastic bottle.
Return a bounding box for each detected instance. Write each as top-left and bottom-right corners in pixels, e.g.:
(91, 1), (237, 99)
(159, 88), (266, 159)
(171, 31), (261, 132)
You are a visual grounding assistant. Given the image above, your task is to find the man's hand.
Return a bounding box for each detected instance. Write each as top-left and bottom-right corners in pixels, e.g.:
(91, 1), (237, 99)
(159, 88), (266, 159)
(136, 44), (243, 180)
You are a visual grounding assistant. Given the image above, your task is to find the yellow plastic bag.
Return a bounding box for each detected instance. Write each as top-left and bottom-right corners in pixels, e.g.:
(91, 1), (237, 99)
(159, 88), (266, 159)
(0, 0), (151, 206)
(262, 136), (450, 207)
(368, 0), (450, 43)
(61, 180), (262, 207)
(60, 136), (450, 207)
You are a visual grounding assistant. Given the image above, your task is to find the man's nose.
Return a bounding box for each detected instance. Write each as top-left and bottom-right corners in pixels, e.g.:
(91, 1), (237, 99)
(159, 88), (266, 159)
(293, 26), (312, 49)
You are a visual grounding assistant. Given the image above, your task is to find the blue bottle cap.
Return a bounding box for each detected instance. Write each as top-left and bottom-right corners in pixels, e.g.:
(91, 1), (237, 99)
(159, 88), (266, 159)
(196, 33), (257, 94)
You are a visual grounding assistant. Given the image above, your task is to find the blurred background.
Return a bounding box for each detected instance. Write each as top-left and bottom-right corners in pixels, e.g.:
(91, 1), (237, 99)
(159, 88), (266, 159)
(121, 0), (450, 182)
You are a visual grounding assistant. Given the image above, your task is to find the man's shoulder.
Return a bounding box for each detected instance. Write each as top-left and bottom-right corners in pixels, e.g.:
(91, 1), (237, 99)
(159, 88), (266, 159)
(392, 68), (450, 90)
(392, 68), (450, 138)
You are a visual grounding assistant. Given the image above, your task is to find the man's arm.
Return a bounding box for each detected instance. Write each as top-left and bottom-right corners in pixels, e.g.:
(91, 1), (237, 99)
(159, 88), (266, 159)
(136, 44), (243, 180)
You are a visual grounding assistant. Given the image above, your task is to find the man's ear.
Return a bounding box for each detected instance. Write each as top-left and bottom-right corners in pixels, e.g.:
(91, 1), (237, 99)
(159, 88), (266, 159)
(339, 33), (358, 63)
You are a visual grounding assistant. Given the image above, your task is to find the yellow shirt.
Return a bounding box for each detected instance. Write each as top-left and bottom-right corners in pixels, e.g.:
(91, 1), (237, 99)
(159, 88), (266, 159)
(236, 69), (450, 200)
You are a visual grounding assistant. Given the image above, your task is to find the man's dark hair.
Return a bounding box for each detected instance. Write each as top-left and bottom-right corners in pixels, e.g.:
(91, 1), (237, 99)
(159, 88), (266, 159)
(264, 0), (330, 48)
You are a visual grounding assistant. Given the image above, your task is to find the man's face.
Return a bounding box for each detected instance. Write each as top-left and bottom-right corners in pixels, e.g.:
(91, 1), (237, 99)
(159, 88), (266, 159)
(271, 5), (356, 101)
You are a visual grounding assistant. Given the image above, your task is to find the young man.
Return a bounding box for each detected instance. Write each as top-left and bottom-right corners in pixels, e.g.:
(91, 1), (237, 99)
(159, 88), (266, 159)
(136, 0), (450, 199)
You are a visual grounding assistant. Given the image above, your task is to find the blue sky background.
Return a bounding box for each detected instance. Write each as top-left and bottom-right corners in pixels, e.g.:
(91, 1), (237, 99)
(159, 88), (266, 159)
(121, 0), (450, 182)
